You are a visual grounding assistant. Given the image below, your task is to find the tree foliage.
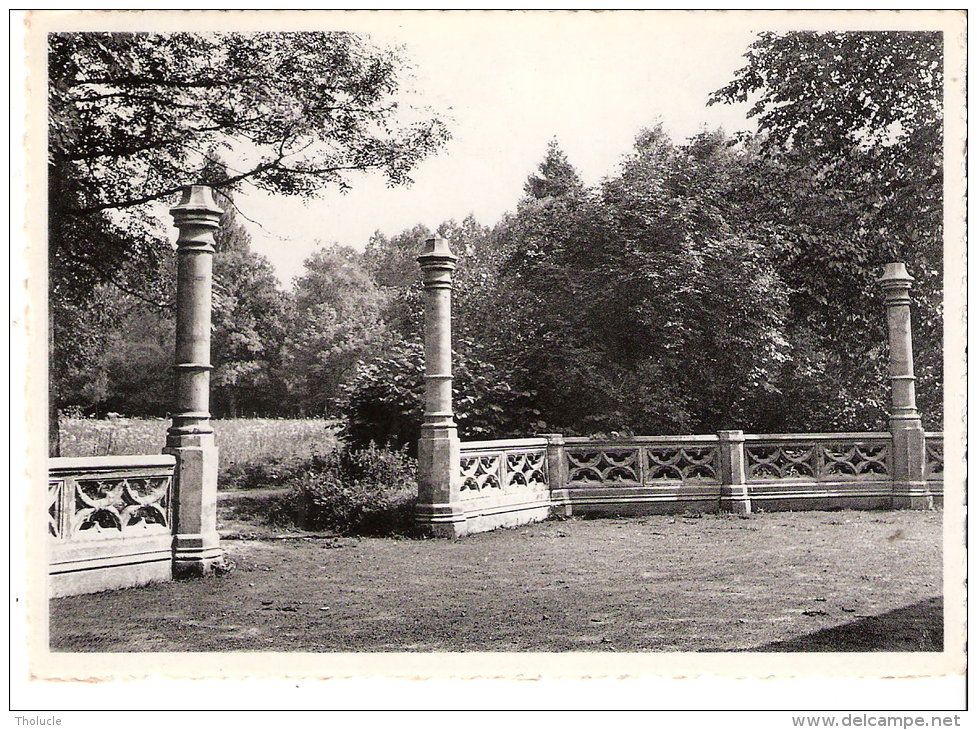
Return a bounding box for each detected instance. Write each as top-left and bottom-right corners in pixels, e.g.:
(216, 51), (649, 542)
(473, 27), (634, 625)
(710, 31), (944, 427)
(59, 30), (944, 443)
(49, 31), (449, 448)
(342, 134), (794, 438)
(50, 31), (447, 307)
(211, 204), (291, 417)
(284, 244), (389, 416)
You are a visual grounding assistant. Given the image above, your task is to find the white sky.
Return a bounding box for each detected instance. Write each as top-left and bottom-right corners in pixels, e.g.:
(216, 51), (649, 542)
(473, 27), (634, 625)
(232, 14), (760, 287)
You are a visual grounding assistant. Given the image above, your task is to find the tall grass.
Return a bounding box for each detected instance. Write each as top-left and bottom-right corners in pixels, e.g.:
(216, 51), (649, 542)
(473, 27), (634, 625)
(59, 417), (338, 469)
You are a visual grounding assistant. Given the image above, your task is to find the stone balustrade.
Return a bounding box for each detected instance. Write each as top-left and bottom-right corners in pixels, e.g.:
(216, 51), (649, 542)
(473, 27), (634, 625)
(49, 455), (177, 597)
(448, 431), (944, 524)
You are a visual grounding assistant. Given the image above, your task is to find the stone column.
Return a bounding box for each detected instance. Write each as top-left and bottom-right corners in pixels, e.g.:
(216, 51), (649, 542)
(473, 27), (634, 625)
(415, 237), (465, 536)
(542, 433), (571, 517)
(717, 430), (751, 514)
(879, 263), (931, 510)
(163, 185), (225, 575)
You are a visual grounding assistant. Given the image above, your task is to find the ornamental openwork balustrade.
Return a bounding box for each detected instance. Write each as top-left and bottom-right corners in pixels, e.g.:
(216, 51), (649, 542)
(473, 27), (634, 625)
(48, 456), (177, 597)
(414, 247), (946, 537)
(460, 440), (548, 493)
(446, 431), (943, 528)
(744, 435), (892, 480)
(566, 440), (720, 484)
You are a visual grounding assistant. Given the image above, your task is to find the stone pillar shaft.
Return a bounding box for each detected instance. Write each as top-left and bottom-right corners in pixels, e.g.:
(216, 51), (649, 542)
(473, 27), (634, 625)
(422, 262), (455, 426)
(171, 249), (215, 435)
(415, 237), (464, 535)
(879, 263), (930, 509)
(164, 185), (225, 574)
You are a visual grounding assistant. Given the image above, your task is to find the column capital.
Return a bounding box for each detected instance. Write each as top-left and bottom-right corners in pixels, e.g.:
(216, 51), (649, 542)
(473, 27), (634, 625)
(170, 185), (224, 234)
(417, 236), (458, 271)
(879, 262), (915, 302)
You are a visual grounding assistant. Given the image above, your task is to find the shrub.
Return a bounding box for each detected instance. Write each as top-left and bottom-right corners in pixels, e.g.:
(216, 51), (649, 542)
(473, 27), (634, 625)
(336, 340), (425, 453)
(218, 453), (312, 491)
(285, 443), (418, 536)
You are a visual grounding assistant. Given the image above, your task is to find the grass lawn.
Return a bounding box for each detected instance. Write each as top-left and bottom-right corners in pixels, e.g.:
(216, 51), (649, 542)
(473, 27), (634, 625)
(50, 509), (942, 653)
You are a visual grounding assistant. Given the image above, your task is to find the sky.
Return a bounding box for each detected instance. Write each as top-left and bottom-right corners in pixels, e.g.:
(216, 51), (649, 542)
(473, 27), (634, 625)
(231, 13), (760, 287)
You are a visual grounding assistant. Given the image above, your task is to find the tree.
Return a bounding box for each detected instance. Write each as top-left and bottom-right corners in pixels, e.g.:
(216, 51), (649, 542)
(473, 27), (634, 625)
(523, 138), (585, 200)
(362, 223), (431, 339)
(211, 204), (291, 418)
(710, 31), (944, 427)
(50, 31), (449, 290)
(489, 142), (605, 433)
(594, 127), (791, 433)
(284, 244), (389, 416)
(98, 302), (175, 416)
(49, 31), (448, 314)
(49, 31), (449, 451)
(49, 293), (116, 419)
(53, 260), (176, 421)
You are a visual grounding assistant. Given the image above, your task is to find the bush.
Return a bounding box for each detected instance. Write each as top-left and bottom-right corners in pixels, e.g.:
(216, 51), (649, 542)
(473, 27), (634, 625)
(285, 443), (418, 536)
(219, 453), (313, 491)
(336, 340), (425, 453)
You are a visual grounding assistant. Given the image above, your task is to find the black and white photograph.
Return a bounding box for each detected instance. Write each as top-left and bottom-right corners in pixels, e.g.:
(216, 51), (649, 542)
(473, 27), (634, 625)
(11, 8), (967, 716)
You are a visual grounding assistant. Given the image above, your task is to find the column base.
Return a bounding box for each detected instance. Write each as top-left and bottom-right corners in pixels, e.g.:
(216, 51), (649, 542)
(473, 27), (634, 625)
(892, 482), (934, 510)
(720, 499), (752, 515)
(414, 502), (469, 538)
(720, 485), (752, 514)
(549, 489), (573, 518)
(173, 532), (226, 578)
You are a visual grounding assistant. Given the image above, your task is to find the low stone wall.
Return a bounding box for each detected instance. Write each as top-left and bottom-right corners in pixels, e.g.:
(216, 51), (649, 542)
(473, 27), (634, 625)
(452, 438), (554, 534)
(924, 432), (944, 508)
(559, 435), (723, 515)
(450, 430), (944, 533)
(49, 455), (176, 598)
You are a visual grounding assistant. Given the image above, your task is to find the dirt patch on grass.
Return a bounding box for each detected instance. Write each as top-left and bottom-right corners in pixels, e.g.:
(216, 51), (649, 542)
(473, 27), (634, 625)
(50, 510), (942, 652)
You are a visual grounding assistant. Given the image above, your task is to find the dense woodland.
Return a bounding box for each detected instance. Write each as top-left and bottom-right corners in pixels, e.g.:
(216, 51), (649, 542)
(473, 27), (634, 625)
(51, 31), (944, 450)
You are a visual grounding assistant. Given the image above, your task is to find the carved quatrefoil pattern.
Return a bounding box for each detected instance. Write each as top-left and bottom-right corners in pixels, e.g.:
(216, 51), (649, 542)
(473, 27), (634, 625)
(72, 476), (171, 537)
(460, 450), (547, 492)
(567, 449), (638, 483)
(925, 441), (943, 480)
(746, 445), (816, 479)
(49, 481), (61, 538)
(822, 444), (888, 476)
(647, 447), (718, 480)
(567, 447), (718, 484)
(506, 452), (547, 488)
(746, 443), (889, 480)
(460, 455), (502, 491)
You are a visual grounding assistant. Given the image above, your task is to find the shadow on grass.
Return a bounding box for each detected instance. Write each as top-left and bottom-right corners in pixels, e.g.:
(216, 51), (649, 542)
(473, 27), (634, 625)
(745, 597), (943, 652)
